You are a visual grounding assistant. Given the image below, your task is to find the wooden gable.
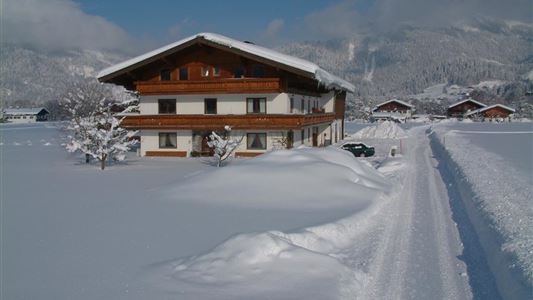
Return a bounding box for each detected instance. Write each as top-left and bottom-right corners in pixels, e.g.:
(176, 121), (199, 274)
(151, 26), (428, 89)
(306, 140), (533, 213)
(102, 39), (328, 95)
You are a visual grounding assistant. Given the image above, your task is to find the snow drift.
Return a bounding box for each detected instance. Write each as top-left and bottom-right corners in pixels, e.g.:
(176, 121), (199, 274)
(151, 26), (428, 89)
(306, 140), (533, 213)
(163, 146), (389, 210)
(148, 147), (391, 299)
(351, 121), (408, 139)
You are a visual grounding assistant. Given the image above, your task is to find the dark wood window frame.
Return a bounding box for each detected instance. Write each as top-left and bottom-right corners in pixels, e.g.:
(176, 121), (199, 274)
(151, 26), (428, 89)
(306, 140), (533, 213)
(252, 65), (265, 78)
(204, 98), (217, 115)
(246, 97), (267, 114)
(158, 132), (177, 149)
(213, 66), (221, 76)
(247, 132), (267, 150)
(160, 69), (171, 81)
(290, 97), (295, 113)
(234, 66), (245, 78)
(179, 67), (189, 80)
(158, 99), (176, 114)
(201, 66), (209, 77)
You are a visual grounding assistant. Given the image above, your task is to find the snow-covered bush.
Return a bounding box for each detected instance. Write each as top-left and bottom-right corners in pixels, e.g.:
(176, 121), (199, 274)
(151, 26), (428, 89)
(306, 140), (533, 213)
(206, 126), (243, 167)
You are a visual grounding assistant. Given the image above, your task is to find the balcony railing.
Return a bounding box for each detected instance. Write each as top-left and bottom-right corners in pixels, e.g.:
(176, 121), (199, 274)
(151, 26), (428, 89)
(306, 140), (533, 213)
(120, 113), (336, 130)
(135, 78), (282, 95)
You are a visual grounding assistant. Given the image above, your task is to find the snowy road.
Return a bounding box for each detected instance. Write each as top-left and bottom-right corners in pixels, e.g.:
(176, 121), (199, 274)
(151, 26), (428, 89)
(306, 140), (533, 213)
(360, 126), (472, 299)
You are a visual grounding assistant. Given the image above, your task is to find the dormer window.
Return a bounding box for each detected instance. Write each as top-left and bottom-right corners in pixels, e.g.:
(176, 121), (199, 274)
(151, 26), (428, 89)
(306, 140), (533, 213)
(213, 66), (220, 76)
(201, 66), (209, 77)
(160, 69), (171, 81)
(179, 67), (188, 80)
(234, 67), (245, 78)
(252, 66), (265, 78)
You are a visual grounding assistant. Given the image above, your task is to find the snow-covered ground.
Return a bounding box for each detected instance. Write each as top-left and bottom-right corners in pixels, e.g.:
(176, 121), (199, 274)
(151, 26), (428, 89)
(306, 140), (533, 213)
(2, 122), (531, 299)
(431, 121), (533, 299)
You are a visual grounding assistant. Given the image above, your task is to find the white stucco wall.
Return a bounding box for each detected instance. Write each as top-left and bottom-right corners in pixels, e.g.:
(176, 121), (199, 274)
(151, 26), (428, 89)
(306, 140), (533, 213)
(140, 93), (292, 115)
(5, 115), (37, 123)
(140, 130), (193, 155)
(139, 92), (336, 115)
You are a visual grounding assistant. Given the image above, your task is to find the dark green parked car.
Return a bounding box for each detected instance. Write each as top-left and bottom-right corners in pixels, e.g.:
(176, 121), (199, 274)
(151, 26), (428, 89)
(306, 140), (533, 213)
(341, 142), (375, 157)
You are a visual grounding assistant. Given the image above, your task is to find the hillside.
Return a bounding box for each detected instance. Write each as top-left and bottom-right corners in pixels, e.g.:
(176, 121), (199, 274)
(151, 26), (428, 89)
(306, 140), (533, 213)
(2, 19), (532, 117)
(0, 46), (125, 106)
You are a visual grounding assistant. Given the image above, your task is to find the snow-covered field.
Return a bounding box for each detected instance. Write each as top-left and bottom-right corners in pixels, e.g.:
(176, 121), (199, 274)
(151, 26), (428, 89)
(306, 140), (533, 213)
(2, 121), (531, 299)
(430, 121), (533, 299)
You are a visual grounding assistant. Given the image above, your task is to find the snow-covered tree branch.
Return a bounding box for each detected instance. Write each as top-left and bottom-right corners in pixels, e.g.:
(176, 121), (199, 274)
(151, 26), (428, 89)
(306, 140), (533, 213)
(207, 126), (243, 167)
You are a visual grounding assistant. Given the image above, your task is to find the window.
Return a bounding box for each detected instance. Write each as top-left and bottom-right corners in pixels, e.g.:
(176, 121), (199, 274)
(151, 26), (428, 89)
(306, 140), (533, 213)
(213, 66), (220, 76)
(204, 98), (217, 114)
(307, 128), (311, 142)
(158, 99), (176, 114)
(247, 98), (266, 114)
(201, 66), (209, 77)
(159, 133), (177, 148)
(301, 129), (305, 143)
(179, 67), (188, 80)
(307, 99), (311, 114)
(160, 69), (171, 81)
(300, 99), (305, 113)
(247, 133), (266, 150)
(234, 66), (245, 78)
(252, 66), (265, 77)
(290, 97), (295, 113)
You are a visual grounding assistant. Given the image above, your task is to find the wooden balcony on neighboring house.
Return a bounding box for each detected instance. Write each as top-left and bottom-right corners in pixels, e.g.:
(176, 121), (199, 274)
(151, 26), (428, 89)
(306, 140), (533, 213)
(120, 113), (336, 130)
(135, 78), (283, 95)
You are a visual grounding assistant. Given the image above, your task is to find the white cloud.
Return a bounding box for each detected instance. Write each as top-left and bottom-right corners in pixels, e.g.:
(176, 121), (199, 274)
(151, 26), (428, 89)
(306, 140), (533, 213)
(4, 0), (137, 53)
(264, 19), (285, 37)
(297, 0), (533, 40)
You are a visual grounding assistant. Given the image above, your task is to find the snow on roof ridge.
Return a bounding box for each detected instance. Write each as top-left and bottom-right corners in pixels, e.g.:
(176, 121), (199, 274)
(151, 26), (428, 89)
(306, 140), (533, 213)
(465, 103), (515, 116)
(375, 99), (413, 108)
(448, 98), (486, 109)
(97, 32), (354, 92)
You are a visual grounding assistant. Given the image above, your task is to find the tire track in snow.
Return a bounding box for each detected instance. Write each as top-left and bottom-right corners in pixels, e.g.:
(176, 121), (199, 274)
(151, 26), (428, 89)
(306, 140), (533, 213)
(360, 127), (471, 299)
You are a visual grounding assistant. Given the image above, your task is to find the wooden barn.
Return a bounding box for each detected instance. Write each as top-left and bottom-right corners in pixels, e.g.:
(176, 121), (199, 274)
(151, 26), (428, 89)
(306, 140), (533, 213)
(465, 104), (515, 120)
(447, 98), (486, 117)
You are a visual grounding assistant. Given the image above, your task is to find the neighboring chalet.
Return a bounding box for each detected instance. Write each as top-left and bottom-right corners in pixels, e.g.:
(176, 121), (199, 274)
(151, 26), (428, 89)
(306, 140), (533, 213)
(465, 104), (515, 120)
(97, 33), (354, 157)
(3, 108), (49, 123)
(447, 98), (486, 117)
(371, 99), (414, 122)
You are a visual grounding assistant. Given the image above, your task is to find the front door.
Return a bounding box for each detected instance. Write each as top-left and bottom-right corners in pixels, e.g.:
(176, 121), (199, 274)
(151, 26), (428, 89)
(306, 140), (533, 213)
(201, 132), (215, 156)
(287, 130), (294, 149)
(312, 127), (318, 147)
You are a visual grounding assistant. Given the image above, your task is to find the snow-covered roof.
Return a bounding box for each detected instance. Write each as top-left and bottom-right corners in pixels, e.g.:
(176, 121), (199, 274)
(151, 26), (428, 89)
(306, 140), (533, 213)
(465, 104), (515, 116)
(3, 107), (49, 115)
(97, 32), (354, 93)
(448, 98), (486, 109)
(374, 99), (413, 110)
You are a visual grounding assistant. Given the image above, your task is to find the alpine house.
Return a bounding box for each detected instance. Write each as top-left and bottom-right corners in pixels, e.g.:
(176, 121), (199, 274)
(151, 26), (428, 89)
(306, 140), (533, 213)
(98, 33), (354, 157)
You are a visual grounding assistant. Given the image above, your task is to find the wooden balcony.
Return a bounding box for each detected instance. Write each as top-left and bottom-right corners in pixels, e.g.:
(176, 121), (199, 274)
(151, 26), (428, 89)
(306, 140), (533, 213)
(120, 113), (336, 130)
(135, 78), (282, 95)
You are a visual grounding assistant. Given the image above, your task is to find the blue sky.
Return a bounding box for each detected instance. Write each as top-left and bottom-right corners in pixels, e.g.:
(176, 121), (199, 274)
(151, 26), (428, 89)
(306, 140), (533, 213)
(76, 0), (374, 43)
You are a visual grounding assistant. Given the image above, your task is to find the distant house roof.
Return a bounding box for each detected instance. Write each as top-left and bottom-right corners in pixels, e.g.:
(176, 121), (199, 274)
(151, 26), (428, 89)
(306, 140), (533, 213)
(374, 99), (413, 111)
(3, 107), (49, 115)
(97, 32), (354, 93)
(448, 98), (486, 109)
(465, 104), (515, 116)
